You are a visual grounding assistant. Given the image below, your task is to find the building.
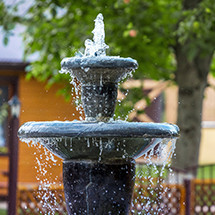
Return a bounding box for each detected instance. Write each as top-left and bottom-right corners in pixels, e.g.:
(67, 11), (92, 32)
(0, 25), (79, 212)
(0, 20), (215, 214)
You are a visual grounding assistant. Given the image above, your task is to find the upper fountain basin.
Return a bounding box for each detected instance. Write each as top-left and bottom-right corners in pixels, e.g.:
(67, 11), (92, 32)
(18, 121), (179, 161)
(18, 121), (179, 139)
(61, 56), (138, 84)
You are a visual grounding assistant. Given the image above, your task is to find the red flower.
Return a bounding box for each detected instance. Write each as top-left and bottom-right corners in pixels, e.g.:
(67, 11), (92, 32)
(124, 0), (130, 4)
(129, 29), (137, 37)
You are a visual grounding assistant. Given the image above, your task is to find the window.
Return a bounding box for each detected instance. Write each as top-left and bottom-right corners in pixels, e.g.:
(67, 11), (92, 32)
(0, 86), (9, 154)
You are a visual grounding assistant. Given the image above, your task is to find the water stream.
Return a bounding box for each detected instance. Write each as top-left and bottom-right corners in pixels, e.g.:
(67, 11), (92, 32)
(84, 13), (109, 57)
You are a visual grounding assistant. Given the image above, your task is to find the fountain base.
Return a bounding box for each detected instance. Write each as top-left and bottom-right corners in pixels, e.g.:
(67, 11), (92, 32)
(63, 159), (136, 215)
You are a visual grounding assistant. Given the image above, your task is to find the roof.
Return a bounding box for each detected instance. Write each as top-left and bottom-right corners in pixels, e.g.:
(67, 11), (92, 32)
(0, 24), (25, 62)
(0, 24), (28, 71)
(0, 0), (33, 65)
(0, 61), (28, 71)
(0, 23), (33, 71)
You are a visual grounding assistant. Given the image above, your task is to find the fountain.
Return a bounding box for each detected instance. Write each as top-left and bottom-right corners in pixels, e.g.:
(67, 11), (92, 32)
(18, 14), (179, 215)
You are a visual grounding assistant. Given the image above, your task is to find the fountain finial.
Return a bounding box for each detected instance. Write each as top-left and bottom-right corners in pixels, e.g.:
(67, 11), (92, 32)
(84, 13), (109, 56)
(61, 13), (138, 121)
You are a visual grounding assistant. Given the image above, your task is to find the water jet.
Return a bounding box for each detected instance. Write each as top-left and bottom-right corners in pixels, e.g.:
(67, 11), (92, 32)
(18, 13), (179, 215)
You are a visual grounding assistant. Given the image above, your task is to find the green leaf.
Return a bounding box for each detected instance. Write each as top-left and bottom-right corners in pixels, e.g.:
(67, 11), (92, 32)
(3, 36), (8, 45)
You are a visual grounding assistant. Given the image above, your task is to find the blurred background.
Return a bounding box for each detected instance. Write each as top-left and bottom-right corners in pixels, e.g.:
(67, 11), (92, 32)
(0, 0), (215, 214)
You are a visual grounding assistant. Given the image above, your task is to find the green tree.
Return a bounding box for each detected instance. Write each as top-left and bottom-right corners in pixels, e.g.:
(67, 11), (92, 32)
(1, 0), (215, 173)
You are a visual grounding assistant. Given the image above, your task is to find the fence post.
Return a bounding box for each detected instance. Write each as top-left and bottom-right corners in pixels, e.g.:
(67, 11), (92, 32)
(184, 179), (192, 215)
(8, 94), (20, 215)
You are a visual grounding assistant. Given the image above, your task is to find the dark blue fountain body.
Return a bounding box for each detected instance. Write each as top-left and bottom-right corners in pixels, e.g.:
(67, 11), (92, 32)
(19, 121), (179, 161)
(18, 37), (179, 215)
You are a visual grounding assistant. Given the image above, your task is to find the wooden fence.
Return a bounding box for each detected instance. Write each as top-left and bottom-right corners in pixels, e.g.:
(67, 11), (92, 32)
(17, 182), (185, 215)
(131, 182), (185, 214)
(16, 164), (215, 214)
(190, 179), (215, 214)
(17, 184), (66, 215)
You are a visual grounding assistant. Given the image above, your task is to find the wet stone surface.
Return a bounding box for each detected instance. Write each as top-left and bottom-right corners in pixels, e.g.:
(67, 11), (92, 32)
(63, 159), (136, 215)
(82, 83), (118, 121)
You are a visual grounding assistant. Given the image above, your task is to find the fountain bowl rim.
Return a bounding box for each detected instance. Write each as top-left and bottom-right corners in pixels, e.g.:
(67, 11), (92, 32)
(61, 56), (138, 70)
(18, 121), (179, 139)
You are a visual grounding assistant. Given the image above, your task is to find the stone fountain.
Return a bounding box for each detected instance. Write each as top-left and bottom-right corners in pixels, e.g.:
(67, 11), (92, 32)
(18, 14), (179, 215)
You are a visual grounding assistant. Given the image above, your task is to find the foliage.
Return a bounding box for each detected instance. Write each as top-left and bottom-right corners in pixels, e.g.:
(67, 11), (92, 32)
(0, 209), (7, 215)
(176, 0), (215, 61)
(0, 0), (180, 98)
(0, 0), (215, 110)
(115, 86), (148, 120)
(0, 102), (8, 154)
(0, 102), (8, 124)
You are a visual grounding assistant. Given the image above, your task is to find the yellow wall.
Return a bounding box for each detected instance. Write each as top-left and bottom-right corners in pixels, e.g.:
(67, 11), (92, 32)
(164, 76), (215, 123)
(18, 74), (79, 183)
(199, 127), (215, 165)
(164, 85), (178, 123)
(0, 156), (9, 195)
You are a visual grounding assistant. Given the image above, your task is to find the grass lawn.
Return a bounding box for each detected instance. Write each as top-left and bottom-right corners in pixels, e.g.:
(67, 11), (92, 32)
(197, 165), (215, 179)
(136, 163), (215, 180)
(0, 209), (6, 215)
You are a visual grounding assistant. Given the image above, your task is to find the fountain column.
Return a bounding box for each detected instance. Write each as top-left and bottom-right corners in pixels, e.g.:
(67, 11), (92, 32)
(60, 53), (138, 214)
(63, 159), (135, 214)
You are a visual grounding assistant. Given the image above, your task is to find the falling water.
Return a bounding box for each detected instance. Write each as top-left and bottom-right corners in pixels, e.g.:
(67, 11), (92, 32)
(21, 139), (65, 215)
(84, 13), (109, 57)
(131, 139), (177, 215)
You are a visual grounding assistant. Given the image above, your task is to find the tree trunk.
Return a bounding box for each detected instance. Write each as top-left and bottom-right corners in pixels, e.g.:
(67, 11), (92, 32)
(172, 44), (213, 173)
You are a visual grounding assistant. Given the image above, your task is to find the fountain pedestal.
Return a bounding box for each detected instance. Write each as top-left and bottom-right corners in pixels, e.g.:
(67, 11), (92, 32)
(63, 159), (135, 215)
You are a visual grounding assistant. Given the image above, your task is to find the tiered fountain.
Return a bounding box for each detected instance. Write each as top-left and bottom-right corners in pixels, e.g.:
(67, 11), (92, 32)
(18, 14), (179, 215)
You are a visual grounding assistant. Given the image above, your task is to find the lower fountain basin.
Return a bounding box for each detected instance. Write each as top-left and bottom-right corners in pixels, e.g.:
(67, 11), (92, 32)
(18, 121), (179, 161)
